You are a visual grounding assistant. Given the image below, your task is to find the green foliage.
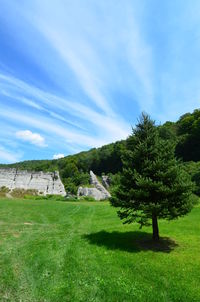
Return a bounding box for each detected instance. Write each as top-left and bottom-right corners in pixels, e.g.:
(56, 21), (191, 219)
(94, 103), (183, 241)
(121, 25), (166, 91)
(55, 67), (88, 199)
(2, 108), (200, 196)
(60, 161), (79, 178)
(158, 121), (178, 141)
(0, 140), (125, 194)
(0, 186), (10, 197)
(107, 172), (121, 194)
(0, 160), (58, 172)
(181, 161), (200, 196)
(64, 181), (78, 195)
(0, 186), (10, 193)
(11, 188), (38, 198)
(23, 194), (67, 202)
(74, 141), (125, 174)
(111, 113), (194, 240)
(176, 109), (200, 161)
(79, 196), (96, 202)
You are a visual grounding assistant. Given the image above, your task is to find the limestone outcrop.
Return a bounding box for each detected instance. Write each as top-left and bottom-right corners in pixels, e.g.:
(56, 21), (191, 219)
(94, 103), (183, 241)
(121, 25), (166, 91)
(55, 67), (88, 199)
(77, 187), (103, 201)
(90, 171), (111, 199)
(102, 175), (110, 189)
(77, 171), (111, 200)
(0, 168), (66, 196)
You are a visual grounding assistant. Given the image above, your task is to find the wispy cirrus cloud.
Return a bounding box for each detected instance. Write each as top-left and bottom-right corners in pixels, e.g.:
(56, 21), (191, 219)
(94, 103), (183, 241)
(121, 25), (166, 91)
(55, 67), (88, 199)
(1, 0), (200, 163)
(30, 0), (154, 113)
(0, 0), (150, 164)
(0, 72), (130, 144)
(0, 145), (22, 163)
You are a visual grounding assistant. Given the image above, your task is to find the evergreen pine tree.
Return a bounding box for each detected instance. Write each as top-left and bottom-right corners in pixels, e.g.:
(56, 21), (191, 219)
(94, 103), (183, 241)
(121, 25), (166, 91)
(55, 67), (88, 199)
(111, 113), (194, 241)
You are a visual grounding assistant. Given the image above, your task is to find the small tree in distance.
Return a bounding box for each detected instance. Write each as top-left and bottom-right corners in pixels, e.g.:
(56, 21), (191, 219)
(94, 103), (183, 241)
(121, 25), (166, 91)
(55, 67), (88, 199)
(111, 113), (194, 241)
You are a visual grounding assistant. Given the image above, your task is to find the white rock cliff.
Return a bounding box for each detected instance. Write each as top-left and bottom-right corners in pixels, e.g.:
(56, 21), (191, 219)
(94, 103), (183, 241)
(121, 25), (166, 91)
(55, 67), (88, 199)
(0, 168), (66, 196)
(77, 171), (111, 200)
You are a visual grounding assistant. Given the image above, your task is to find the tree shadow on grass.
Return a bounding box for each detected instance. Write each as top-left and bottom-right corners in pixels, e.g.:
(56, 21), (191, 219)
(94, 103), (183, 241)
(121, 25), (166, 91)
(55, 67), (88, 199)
(83, 231), (178, 253)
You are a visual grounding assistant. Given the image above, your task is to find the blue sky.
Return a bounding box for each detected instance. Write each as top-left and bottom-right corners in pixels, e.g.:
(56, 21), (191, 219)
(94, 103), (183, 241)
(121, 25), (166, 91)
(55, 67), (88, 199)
(0, 0), (200, 163)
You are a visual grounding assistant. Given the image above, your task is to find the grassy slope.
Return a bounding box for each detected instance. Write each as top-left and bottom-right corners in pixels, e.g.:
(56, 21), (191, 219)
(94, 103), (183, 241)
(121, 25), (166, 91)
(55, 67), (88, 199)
(0, 199), (200, 302)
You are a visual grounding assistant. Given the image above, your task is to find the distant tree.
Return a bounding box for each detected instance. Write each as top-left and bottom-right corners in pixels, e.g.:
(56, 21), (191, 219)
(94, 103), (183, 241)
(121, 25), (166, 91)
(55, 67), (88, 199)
(111, 113), (194, 241)
(60, 160), (79, 179)
(181, 161), (200, 196)
(158, 121), (177, 141)
(176, 109), (200, 161)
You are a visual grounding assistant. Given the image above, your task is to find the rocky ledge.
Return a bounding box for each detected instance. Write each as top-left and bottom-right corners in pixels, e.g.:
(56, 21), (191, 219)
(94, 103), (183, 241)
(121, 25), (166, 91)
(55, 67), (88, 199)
(77, 171), (111, 200)
(0, 168), (66, 196)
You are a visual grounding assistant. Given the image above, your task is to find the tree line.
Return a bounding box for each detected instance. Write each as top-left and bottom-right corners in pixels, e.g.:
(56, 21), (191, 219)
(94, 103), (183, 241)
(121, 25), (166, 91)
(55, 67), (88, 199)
(1, 108), (200, 195)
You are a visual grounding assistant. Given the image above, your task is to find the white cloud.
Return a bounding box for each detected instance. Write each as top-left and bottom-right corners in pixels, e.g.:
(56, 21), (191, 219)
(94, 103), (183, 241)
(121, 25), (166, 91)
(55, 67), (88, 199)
(16, 130), (47, 147)
(53, 153), (65, 159)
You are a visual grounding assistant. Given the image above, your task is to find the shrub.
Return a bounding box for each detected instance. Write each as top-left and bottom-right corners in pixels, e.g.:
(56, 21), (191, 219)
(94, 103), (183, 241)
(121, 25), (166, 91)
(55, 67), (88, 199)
(11, 188), (38, 198)
(79, 196), (96, 202)
(0, 186), (10, 197)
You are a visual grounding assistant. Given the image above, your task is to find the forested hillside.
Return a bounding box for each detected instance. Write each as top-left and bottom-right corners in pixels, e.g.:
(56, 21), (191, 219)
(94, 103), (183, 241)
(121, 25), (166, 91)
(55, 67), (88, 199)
(0, 141), (126, 194)
(1, 109), (200, 194)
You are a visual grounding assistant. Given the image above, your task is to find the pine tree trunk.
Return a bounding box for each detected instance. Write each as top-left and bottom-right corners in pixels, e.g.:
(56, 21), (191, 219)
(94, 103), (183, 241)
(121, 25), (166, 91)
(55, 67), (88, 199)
(152, 213), (159, 241)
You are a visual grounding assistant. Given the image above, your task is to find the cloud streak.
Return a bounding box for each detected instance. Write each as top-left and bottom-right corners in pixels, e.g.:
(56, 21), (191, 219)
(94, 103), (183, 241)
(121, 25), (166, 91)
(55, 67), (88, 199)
(0, 145), (22, 163)
(1, 0), (200, 163)
(0, 72), (130, 144)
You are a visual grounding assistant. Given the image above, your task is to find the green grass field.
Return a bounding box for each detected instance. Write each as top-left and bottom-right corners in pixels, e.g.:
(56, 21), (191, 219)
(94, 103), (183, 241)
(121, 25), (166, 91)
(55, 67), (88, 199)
(0, 198), (200, 302)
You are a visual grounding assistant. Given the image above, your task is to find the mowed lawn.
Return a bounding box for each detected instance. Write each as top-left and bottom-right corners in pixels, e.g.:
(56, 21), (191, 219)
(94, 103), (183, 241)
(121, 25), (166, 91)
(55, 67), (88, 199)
(0, 199), (200, 302)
